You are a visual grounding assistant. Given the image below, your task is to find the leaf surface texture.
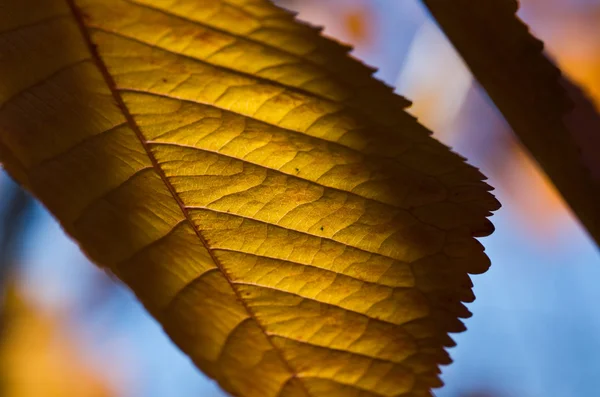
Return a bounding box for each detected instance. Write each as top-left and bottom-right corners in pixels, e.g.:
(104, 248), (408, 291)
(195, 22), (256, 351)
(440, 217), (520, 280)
(0, 0), (499, 396)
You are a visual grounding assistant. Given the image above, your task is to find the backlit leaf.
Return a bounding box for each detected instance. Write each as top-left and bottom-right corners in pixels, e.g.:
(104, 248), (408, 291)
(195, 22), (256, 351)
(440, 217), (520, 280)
(0, 0), (499, 396)
(422, 0), (600, 245)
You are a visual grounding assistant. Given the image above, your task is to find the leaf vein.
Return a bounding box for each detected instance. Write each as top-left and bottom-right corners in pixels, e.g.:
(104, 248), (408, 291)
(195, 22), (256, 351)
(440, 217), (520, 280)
(116, 88), (428, 184)
(295, 376), (391, 397)
(0, 13), (70, 37)
(269, 335), (386, 363)
(211, 248), (406, 289)
(231, 281), (409, 327)
(116, 219), (187, 268)
(124, 0), (353, 83)
(0, 58), (91, 112)
(87, 25), (339, 105)
(185, 206), (409, 264)
(74, 166), (154, 223)
(32, 121), (128, 170)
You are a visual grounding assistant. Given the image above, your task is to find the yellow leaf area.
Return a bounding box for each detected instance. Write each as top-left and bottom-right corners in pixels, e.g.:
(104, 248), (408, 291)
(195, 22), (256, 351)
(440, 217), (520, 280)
(0, 0), (499, 396)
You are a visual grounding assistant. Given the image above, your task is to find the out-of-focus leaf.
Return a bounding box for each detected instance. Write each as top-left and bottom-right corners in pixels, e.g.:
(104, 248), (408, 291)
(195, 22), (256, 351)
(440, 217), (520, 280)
(422, 0), (600, 246)
(342, 6), (373, 45)
(0, 0), (498, 396)
(0, 285), (115, 397)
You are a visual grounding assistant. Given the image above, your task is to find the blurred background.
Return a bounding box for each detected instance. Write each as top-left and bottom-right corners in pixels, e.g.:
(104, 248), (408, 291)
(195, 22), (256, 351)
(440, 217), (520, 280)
(1, 0), (599, 396)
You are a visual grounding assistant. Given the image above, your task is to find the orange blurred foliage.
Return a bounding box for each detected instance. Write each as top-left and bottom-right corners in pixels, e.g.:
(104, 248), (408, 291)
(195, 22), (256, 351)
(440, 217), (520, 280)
(0, 286), (116, 397)
(343, 7), (373, 44)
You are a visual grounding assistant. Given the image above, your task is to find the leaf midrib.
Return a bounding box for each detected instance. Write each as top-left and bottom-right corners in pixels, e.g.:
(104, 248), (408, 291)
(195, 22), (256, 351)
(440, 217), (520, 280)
(65, 0), (309, 394)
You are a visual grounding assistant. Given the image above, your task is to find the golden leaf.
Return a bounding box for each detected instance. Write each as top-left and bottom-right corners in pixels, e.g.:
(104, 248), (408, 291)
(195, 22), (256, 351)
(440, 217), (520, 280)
(0, 0), (499, 396)
(422, 0), (600, 245)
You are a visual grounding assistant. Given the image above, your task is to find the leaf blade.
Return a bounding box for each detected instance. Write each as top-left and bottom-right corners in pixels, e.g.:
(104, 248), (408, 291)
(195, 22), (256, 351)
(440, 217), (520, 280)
(0, 0), (499, 396)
